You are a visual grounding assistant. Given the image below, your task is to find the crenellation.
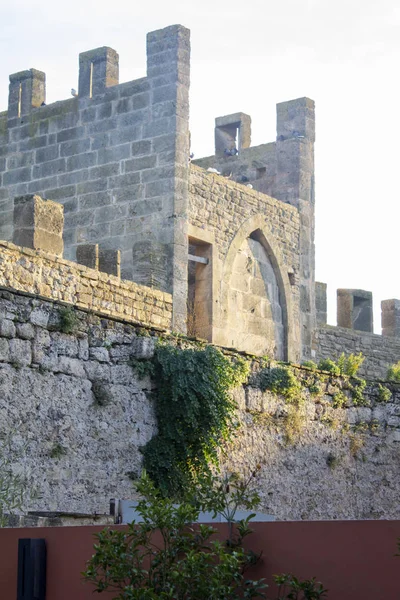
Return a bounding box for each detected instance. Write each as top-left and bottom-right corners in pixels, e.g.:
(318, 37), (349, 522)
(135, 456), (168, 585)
(78, 47), (119, 99)
(0, 26), (399, 522)
(381, 299), (400, 338)
(8, 69), (46, 119)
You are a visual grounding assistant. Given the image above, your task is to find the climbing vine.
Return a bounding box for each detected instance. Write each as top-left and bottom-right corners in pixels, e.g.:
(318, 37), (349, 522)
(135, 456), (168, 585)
(141, 342), (249, 497)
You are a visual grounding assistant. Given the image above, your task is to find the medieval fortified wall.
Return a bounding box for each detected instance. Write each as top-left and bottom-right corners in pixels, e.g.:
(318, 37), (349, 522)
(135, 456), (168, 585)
(0, 24), (399, 520)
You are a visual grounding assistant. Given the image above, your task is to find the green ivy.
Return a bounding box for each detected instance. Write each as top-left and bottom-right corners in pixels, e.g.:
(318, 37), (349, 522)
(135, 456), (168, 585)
(142, 343), (249, 497)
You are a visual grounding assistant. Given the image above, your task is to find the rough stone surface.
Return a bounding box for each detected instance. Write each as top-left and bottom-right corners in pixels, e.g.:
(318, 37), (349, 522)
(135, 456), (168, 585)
(0, 287), (399, 521)
(0, 241), (172, 330)
(189, 165), (301, 361)
(13, 195), (64, 257)
(0, 25), (191, 334)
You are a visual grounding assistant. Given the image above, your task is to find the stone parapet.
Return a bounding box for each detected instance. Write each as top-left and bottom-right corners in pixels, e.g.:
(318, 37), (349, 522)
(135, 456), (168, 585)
(313, 324), (400, 380)
(0, 241), (172, 329)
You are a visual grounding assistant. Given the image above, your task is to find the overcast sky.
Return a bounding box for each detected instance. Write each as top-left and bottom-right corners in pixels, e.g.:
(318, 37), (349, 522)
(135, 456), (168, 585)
(1, 0), (399, 330)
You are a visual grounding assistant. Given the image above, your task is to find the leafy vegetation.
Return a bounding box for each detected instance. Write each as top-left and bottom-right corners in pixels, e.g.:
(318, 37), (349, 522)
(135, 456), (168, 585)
(259, 367), (301, 402)
(142, 343), (250, 497)
(83, 471), (266, 599)
(83, 471), (328, 599)
(336, 352), (364, 377)
(377, 384), (392, 403)
(317, 359), (340, 376)
(58, 305), (79, 334)
(387, 361), (400, 383)
(301, 360), (317, 371)
(273, 574), (328, 599)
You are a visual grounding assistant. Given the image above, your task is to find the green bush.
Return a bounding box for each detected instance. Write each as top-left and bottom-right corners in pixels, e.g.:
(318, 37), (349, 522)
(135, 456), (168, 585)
(377, 384), (391, 403)
(274, 574), (328, 599)
(349, 376), (368, 406)
(387, 361), (400, 382)
(83, 471), (266, 599)
(259, 367), (301, 402)
(317, 359), (340, 376)
(337, 352), (364, 377)
(58, 306), (79, 334)
(301, 360), (317, 370)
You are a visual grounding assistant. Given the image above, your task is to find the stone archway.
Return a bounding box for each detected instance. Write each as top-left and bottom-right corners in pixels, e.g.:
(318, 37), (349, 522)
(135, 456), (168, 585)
(220, 214), (296, 361)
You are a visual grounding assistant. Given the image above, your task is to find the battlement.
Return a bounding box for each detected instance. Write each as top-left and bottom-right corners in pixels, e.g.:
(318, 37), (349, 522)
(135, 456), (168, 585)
(0, 24), (190, 332)
(313, 283), (400, 379)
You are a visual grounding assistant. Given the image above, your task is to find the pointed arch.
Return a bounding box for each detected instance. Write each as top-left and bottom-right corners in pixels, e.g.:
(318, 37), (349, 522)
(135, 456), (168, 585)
(221, 214), (297, 361)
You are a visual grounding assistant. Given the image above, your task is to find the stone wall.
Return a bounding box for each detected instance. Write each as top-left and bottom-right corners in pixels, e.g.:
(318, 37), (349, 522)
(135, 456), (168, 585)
(0, 289), (158, 514)
(313, 325), (400, 380)
(0, 241), (172, 329)
(189, 165), (301, 361)
(0, 25), (190, 330)
(225, 374), (400, 520)
(1, 288), (399, 520)
(193, 98), (316, 360)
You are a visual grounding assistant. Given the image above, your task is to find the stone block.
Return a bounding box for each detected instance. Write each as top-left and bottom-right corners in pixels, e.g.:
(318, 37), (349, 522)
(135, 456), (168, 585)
(0, 319), (16, 338)
(9, 338), (32, 367)
(0, 339), (10, 361)
(276, 97), (315, 142)
(77, 244), (99, 270)
(99, 248), (121, 278)
(89, 347), (110, 362)
(381, 299), (400, 338)
(13, 195), (64, 256)
(131, 337), (155, 359)
(16, 323), (35, 340)
(315, 282), (327, 325)
(8, 69), (46, 118)
(337, 289), (373, 333)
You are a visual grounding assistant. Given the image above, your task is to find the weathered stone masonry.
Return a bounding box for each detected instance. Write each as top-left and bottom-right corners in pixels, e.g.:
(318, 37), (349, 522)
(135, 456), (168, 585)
(0, 241), (172, 329)
(0, 23), (399, 522)
(0, 286), (399, 520)
(189, 165), (301, 361)
(0, 25), (190, 330)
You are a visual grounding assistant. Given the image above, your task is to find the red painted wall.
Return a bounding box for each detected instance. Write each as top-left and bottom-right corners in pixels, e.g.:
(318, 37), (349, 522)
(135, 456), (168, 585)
(0, 520), (399, 599)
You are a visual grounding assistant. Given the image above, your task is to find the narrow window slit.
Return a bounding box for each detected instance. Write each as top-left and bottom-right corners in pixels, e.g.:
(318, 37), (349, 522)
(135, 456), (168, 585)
(89, 62), (94, 99)
(17, 83), (22, 118)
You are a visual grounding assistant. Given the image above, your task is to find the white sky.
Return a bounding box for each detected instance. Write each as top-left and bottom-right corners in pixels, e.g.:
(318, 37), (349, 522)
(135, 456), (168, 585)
(1, 0), (399, 331)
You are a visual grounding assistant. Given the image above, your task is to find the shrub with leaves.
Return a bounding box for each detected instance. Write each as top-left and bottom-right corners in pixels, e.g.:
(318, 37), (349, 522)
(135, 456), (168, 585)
(336, 353), (364, 377)
(387, 361), (400, 383)
(377, 384), (391, 403)
(259, 367), (301, 402)
(83, 471), (266, 599)
(301, 361), (317, 371)
(142, 343), (250, 497)
(273, 574), (328, 599)
(58, 305), (79, 334)
(317, 359), (340, 376)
